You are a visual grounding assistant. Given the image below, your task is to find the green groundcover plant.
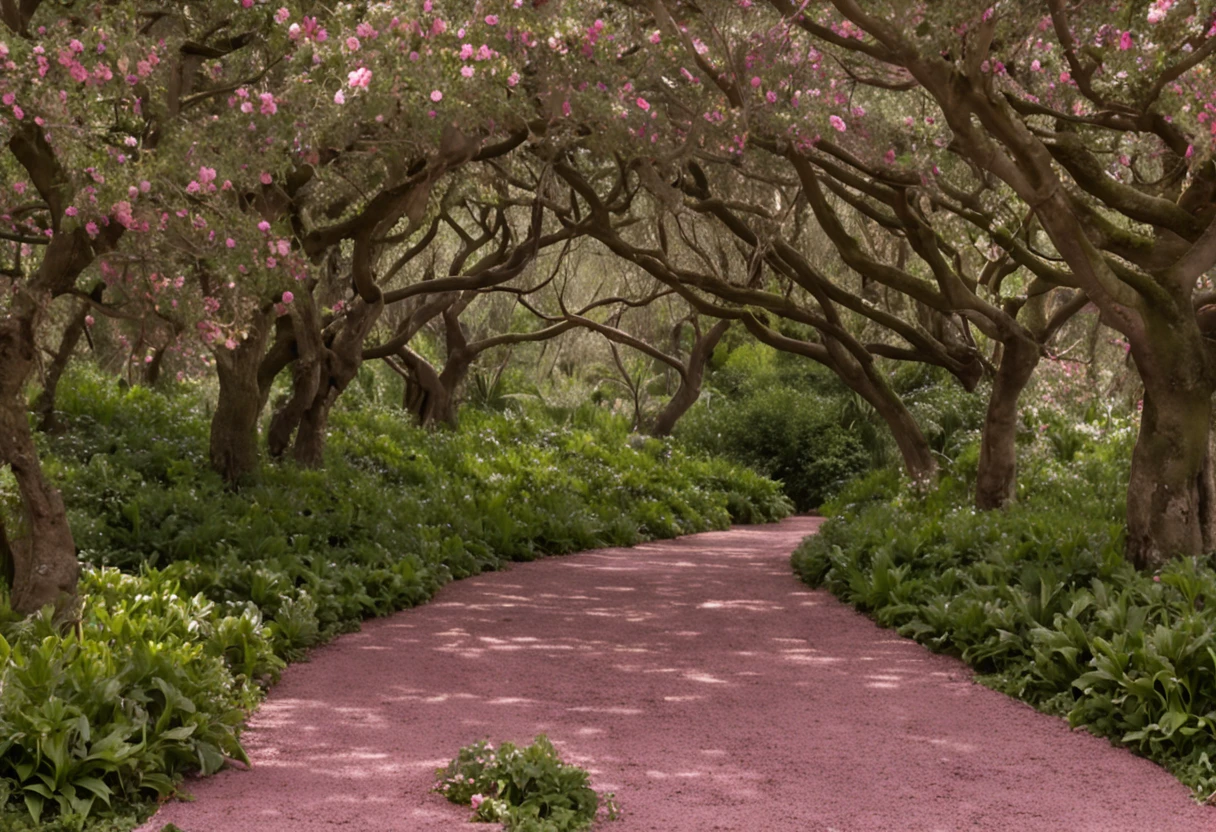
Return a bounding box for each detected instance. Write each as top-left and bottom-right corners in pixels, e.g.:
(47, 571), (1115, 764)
(435, 736), (618, 832)
(792, 413), (1216, 798)
(0, 369), (790, 828)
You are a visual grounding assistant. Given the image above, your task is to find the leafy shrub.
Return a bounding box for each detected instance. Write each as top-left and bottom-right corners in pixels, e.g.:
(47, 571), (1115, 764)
(890, 363), (988, 463)
(679, 384), (868, 511)
(791, 419), (1216, 796)
(435, 736), (617, 831)
(1, 366), (789, 827)
(0, 569), (279, 826)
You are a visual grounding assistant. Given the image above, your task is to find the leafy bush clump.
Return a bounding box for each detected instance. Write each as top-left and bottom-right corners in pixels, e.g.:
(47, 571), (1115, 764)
(0, 367), (788, 827)
(0, 569), (280, 826)
(435, 736), (617, 832)
(678, 343), (871, 511)
(792, 421), (1216, 796)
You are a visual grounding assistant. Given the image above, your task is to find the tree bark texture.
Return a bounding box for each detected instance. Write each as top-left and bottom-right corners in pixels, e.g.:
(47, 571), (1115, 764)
(209, 311), (274, 484)
(1126, 381), (1215, 570)
(289, 296), (384, 466)
(976, 334), (1040, 510)
(0, 290), (79, 614)
(650, 320), (730, 437)
(32, 301), (90, 432)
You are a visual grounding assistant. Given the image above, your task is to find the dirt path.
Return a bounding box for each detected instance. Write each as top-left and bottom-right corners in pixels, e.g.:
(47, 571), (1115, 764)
(138, 517), (1214, 831)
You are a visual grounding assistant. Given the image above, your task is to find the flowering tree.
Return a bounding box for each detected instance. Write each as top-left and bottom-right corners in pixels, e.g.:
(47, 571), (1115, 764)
(0, 0), (626, 612)
(550, 0), (1216, 564)
(747, 0), (1216, 566)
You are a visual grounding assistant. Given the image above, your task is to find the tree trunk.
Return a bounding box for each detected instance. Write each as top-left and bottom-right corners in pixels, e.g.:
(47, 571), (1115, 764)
(268, 300), (325, 459)
(864, 381), (938, 485)
(143, 344), (168, 387)
(1199, 423), (1216, 554)
(209, 314), (273, 484)
(290, 296), (384, 466)
(32, 301), (90, 432)
(433, 353), (470, 427)
(821, 331), (938, 485)
(846, 359), (937, 485)
(1126, 384), (1214, 569)
(976, 334), (1040, 509)
(0, 296), (79, 614)
(651, 320), (729, 437)
(398, 349), (455, 428)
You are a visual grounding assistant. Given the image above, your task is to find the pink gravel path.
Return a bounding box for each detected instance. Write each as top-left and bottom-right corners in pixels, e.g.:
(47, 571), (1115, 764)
(138, 516), (1215, 831)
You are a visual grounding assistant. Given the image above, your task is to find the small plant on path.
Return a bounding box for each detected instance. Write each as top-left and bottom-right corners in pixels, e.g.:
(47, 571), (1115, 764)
(435, 736), (618, 831)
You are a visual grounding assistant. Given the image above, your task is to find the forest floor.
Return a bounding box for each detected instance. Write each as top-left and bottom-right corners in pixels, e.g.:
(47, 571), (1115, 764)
(137, 517), (1214, 831)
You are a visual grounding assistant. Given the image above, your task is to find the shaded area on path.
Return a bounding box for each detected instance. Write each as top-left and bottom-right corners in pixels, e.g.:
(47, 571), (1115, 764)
(139, 517), (1214, 831)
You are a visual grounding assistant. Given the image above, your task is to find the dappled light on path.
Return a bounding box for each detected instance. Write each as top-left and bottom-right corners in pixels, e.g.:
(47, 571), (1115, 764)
(139, 518), (1212, 831)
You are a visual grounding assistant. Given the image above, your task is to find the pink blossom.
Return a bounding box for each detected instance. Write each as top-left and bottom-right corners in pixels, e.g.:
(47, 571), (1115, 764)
(257, 220), (271, 233)
(84, 315), (95, 327)
(274, 7), (290, 23)
(649, 30), (661, 44)
(226, 237), (236, 248)
(750, 76), (762, 88)
(259, 92), (277, 115)
(485, 15), (499, 25)
(507, 72), (520, 87)
(349, 67), (373, 87)
(112, 201), (135, 229)
(430, 89), (443, 102)
(829, 115), (846, 132)
(198, 167), (217, 184)
(470, 795), (485, 810)
(1119, 31), (1133, 50)
(260, 172), (272, 185)
(636, 97), (650, 111)
(461, 66), (475, 78)
(346, 36), (360, 51)
(282, 290), (294, 304)
(85, 221), (98, 237)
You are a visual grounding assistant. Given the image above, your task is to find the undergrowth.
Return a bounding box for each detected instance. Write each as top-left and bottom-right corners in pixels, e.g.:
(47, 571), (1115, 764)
(0, 368), (790, 828)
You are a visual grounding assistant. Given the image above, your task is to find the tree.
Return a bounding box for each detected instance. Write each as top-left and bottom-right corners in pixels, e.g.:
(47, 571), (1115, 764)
(755, 0), (1216, 565)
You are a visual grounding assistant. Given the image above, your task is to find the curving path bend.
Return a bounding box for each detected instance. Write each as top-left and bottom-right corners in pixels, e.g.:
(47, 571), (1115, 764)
(138, 517), (1215, 831)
